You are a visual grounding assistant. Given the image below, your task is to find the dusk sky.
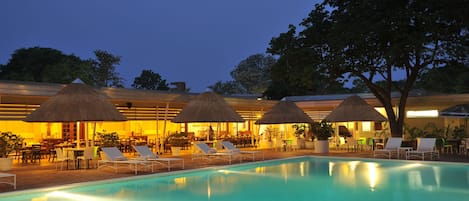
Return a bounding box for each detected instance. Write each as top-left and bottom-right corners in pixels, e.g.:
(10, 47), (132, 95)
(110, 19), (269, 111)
(0, 1), (319, 92)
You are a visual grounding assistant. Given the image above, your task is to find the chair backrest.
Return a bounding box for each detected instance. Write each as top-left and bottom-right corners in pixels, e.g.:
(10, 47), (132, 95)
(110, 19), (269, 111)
(221, 141), (237, 150)
(384, 138), (403, 149)
(55, 148), (65, 160)
(101, 147), (128, 161)
(462, 138), (469, 148)
(194, 142), (216, 154)
(221, 141), (240, 153)
(133, 145), (157, 159)
(83, 147), (95, 160)
(417, 138), (436, 151)
(346, 138), (358, 145)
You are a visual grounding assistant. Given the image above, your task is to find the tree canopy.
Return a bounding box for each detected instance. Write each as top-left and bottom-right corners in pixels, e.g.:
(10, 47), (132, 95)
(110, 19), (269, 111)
(230, 54), (275, 94)
(91, 50), (124, 87)
(416, 61), (469, 93)
(0, 47), (94, 84)
(268, 0), (468, 136)
(132, 69), (169, 90)
(208, 80), (244, 95)
(208, 53), (275, 95)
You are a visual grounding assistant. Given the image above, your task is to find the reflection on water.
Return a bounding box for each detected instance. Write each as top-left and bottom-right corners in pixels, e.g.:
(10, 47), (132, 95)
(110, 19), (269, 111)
(7, 157), (469, 201)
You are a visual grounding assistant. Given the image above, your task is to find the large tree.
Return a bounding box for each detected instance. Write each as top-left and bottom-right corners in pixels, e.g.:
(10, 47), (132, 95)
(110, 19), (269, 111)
(92, 50), (124, 87)
(0, 47), (94, 84)
(268, 0), (468, 137)
(266, 25), (348, 99)
(416, 61), (469, 93)
(208, 53), (275, 95)
(208, 80), (244, 95)
(230, 53), (276, 94)
(132, 69), (169, 90)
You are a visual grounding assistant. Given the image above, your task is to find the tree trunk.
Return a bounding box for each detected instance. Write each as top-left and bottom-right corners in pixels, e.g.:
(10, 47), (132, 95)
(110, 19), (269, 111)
(389, 119), (404, 137)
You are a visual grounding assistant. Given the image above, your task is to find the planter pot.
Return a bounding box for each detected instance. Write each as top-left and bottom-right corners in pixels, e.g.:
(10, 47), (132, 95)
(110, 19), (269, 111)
(314, 140), (329, 153)
(0, 158), (13, 171)
(305, 141), (315, 149)
(171, 147), (182, 156)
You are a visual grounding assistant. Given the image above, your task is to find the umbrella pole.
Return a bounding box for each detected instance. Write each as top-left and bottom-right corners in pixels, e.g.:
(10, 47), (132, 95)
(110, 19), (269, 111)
(84, 122), (88, 147)
(92, 122), (96, 147)
(76, 121), (81, 148)
(155, 105), (159, 153)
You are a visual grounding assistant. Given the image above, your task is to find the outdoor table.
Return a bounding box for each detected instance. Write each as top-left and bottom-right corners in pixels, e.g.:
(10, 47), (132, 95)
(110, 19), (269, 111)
(398, 147), (413, 159)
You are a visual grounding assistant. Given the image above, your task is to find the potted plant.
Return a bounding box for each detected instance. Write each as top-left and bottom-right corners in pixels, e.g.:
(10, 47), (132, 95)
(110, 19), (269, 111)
(293, 124), (307, 149)
(0, 132), (24, 171)
(311, 120), (333, 153)
(97, 131), (120, 148)
(260, 127), (276, 149)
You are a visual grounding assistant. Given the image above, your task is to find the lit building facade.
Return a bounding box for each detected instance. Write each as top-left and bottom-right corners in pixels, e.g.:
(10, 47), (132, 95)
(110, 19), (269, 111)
(0, 80), (467, 147)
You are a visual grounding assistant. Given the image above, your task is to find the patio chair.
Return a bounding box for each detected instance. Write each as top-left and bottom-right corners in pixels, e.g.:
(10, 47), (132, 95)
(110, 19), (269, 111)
(133, 145), (184, 171)
(98, 147), (152, 174)
(192, 142), (240, 164)
(373, 137), (403, 159)
(54, 148), (73, 170)
(406, 138), (439, 161)
(221, 141), (264, 161)
(77, 146), (98, 169)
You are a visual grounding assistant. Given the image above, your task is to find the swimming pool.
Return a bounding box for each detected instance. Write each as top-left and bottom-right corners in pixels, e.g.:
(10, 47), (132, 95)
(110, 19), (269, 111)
(2, 156), (469, 201)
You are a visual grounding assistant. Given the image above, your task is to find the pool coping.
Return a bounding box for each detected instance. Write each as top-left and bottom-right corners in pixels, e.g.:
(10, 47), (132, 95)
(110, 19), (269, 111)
(1, 155), (468, 197)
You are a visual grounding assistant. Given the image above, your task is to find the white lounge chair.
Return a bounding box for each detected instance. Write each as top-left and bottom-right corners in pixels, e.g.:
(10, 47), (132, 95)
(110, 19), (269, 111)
(406, 138), (439, 161)
(0, 173), (16, 190)
(98, 147), (152, 174)
(133, 145), (184, 171)
(221, 141), (264, 161)
(192, 142), (240, 164)
(373, 137), (403, 159)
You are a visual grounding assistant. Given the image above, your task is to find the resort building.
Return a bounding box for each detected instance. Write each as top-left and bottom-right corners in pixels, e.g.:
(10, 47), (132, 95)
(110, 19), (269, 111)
(0, 80), (467, 150)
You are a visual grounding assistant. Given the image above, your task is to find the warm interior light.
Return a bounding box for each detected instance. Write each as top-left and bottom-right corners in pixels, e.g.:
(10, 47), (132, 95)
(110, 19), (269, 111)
(362, 122), (371, 132)
(406, 110), (438, 118)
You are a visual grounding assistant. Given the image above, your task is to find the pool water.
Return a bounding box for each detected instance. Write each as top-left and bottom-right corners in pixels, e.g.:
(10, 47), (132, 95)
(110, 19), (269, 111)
(2, 156), (469, 201)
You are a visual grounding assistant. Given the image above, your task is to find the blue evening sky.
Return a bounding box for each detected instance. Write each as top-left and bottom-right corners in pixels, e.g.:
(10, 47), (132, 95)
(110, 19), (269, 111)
(0, 0), (320, 92)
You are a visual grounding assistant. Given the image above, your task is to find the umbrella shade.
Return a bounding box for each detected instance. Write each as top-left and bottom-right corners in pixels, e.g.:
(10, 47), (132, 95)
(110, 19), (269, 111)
(324, 95), (387, 122)
(255, 101), (313, 124)
(440, 104), (469, 118)
(171, 91), (244, 123)
(24, 82), (126, 122)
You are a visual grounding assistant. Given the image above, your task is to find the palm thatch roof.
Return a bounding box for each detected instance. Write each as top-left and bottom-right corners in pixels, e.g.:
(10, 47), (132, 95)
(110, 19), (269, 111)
(255, 101), (313, 124)
(171, 91), (244, 123)
(324, 95), (387, 122)
(24, 80), (126, 122)
(440, 104), (469, 118)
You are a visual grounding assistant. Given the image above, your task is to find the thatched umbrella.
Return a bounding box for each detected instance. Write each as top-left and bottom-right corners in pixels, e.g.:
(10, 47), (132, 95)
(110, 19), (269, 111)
(172, 91), (244, 123)
(324, 95), (386, 122)
(255, 101), (313, 124)
(24, 79), (126, 147)
(440, 104), (469, 118)
(440, 104), (469, 136)
(171, 91), (244, 141)
(255, 101), (313, 148)
(324, 95), (386, 147)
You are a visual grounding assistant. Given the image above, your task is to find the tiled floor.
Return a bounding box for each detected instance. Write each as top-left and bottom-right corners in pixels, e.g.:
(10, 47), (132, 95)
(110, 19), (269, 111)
(1, 148), (468, 193)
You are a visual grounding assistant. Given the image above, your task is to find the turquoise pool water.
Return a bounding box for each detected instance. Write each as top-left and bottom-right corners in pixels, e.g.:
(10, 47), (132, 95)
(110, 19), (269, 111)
(2, 156), (469, 201)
